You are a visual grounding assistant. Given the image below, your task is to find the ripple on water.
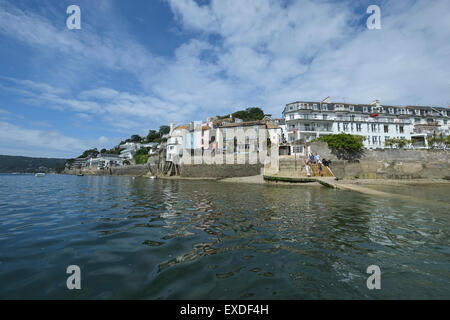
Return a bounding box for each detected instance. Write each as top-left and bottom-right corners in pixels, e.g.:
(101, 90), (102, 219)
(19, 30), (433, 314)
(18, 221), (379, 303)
(0, 175), (449, 299)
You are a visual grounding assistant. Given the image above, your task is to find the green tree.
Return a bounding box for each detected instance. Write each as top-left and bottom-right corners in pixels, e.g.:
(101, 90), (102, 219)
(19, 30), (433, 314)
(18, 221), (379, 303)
(146, 130), (160, 143)
(232, 107), (265, 121)
(134, 148), (150, 164)
(130, 134), (142, 143)
(314, 133), (365, 160)
(385, 138), (411, 149)
(78, 148), (99, 158)
(159, 125), (170, 135)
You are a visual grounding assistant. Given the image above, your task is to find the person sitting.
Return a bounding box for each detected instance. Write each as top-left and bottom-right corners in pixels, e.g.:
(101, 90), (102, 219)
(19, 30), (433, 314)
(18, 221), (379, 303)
(322, 158), (331, 167)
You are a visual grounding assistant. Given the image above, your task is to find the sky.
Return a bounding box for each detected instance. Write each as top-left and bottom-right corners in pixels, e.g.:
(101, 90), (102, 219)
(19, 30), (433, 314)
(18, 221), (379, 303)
(0, 0), (449, 158)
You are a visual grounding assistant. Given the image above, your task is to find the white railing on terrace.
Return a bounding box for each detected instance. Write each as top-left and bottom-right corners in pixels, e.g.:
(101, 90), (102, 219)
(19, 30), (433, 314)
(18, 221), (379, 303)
(287, 115), (412, 124)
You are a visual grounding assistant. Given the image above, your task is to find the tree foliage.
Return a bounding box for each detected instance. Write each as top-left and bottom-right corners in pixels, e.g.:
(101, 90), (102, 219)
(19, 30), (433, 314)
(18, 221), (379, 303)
(159, 125), (170, 135)
(385, 138), (411, 149)
(0, 155), (66, 173)
(426, 133), (449, 149)
(314, 133), (365, 160)
(130, 134), (142, 143)
(145, 125), (170, 143)
(78, 148), (99, 159)
(218, 107), (265, 122)
(134, 148), (150, 164)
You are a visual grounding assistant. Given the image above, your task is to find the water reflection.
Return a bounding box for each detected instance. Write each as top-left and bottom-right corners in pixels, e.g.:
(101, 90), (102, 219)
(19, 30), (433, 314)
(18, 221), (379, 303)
(0, 174), (449, 299)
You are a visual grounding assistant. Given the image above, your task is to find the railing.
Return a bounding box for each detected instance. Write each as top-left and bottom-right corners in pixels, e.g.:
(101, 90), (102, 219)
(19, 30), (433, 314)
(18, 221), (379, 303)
(287, 115), (411, 124)
(297, 127), (333, 132)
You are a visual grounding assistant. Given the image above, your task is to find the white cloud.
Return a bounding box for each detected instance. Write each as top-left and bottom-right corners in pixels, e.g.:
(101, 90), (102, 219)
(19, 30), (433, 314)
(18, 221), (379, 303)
(0, 1), (162, 79)
(0, 121), (90, 158)
(0, 0), (449, 159)
(165, 0), (450, 114)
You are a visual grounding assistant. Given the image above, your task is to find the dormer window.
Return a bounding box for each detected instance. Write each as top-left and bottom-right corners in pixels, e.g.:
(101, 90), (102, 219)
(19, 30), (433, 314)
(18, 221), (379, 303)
(349, 105), (354, 111)
(363, 107), (368, 113)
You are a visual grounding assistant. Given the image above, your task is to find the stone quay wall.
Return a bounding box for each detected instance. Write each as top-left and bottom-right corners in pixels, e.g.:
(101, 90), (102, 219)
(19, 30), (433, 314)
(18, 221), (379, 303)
(309, 142), (450, 180)
(180, 163), (263, 178)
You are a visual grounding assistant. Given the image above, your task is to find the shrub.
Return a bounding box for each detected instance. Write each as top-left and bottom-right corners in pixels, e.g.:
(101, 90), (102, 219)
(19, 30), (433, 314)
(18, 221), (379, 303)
(385, 138), (412, 149)
(313, 133), (365, 160)
(134, 148), (150, 164)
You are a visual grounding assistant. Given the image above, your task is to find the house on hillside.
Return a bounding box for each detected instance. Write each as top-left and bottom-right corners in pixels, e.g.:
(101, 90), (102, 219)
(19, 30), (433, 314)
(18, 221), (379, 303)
(166, 123), (187, 162)
(86, 154), (122, 169)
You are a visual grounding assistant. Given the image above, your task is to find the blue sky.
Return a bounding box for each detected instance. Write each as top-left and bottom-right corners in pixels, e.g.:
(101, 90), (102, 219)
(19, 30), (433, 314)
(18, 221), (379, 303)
(0, 0), (449, 158)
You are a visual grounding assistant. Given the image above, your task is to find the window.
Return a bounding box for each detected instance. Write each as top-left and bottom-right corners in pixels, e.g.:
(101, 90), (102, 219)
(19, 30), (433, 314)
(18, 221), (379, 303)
(384, 125), (389, 133)
(313, 104), (318, 110)
(289, 115), (294, 120)
(343, 123), (349, 131)
(372, 136), (378, 144)
(322, 104), (328, 111)
(363, 107), (368, 113)
(349, 105), (354, 112)
(356, 123), (362, 132)
(415, 118), (420, 123)
(399, 126), (404, 133)
(371, 124), (377, 132)
(337, 123), (341, 131)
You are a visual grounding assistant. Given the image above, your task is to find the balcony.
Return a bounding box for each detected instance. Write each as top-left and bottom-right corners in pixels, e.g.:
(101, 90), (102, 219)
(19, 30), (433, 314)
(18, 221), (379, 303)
(298, 126), (333, 132)
(298, 105), (313, 112)
(334, 105), (349, 113)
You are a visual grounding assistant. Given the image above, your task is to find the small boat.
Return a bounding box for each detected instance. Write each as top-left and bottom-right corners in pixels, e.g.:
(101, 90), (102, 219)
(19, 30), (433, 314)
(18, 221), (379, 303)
(77, 173), (84, 176)
(35, 173), (46, 177)
(149, 176), (157, 180)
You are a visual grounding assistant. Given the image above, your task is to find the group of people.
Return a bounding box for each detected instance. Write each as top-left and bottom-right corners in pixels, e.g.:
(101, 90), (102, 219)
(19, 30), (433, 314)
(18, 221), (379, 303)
(306, 152), (331, 177)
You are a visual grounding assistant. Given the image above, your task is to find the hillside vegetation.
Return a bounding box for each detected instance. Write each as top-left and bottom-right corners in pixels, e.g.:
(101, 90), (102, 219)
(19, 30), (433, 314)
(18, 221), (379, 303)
(0, 155), (66, 173)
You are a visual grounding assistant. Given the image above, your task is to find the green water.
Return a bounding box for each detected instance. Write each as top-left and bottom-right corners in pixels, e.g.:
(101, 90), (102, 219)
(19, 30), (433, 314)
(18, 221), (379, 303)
(0, 174), (449, 299)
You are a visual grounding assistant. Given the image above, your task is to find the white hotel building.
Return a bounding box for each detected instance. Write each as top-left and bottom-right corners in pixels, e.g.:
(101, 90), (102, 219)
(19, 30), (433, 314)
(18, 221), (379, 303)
(283, 100), (449, 153)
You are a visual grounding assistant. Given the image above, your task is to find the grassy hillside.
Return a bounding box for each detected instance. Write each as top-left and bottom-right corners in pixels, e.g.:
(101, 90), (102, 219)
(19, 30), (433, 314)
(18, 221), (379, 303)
(0, 155), (67, 173)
